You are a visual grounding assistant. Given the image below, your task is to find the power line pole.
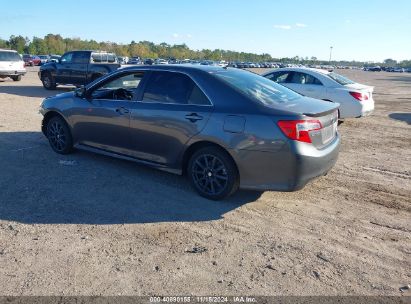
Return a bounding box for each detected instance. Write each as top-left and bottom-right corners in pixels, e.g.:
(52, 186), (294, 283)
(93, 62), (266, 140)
(329, 46), (333, 62)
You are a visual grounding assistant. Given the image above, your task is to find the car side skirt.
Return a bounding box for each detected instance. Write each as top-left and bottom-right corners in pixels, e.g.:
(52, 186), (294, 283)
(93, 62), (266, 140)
(74, 143), (182, 175)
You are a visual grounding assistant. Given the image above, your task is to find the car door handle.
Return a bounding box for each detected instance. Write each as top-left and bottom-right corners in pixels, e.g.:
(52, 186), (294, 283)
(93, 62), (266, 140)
(185, 113), (203, 122)
(115, 107), (130, 115)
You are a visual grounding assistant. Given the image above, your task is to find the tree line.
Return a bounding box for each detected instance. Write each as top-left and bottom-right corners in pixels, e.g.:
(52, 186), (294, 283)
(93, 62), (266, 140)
(0, 34), (410, 67)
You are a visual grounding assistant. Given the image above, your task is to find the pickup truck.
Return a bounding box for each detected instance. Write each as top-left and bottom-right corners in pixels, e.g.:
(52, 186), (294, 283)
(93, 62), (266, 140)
(39, 50), (120, 90)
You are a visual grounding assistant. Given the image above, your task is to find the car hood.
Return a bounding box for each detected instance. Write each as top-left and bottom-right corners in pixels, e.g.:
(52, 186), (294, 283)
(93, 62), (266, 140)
(43, 91), (74, 103)
(262, 96), (339, 117)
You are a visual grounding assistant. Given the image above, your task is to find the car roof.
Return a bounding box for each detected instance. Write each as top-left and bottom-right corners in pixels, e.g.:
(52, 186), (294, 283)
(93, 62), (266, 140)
(268, 67), (331, 75)
(119, 64), (228, 73)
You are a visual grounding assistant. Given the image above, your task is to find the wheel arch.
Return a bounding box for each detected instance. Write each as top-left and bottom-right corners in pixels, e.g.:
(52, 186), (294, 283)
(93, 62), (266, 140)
(41, 111), (71, 136)
(181, 140), (239, 177)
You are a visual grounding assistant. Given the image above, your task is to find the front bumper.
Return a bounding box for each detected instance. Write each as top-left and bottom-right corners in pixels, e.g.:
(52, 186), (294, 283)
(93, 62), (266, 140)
(235, 133), (341, 191)
(0, 70), (26, 76)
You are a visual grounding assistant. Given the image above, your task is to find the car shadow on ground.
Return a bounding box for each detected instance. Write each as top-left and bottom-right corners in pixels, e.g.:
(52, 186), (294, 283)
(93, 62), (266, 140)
(0, 131), (262, 225)
(389, 112), (411, 125)
(0, 84), (73, 98)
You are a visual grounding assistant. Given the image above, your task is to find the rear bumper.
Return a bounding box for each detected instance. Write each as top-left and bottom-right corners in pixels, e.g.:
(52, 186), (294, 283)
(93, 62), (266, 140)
(360, 99), (375, 117)
(0, 70), (26, 76)
(235, 133), (340, 191)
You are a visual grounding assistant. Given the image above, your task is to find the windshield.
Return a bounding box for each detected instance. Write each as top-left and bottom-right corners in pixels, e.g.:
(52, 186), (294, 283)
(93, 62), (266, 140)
(212, 69), (301, 105)
(327, 72), (355, 85)
(0, 51), (22, 61)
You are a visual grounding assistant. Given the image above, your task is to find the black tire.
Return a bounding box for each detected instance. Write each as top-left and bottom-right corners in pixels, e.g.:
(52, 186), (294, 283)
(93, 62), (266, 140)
(187, 147), (239, 200)
(11, 75), (22, 81)
(42, 72), (56, 90)
(46, 116), (73, 154)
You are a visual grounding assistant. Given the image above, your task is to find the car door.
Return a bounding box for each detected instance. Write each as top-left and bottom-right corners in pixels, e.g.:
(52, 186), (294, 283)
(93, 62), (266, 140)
(128, 70), (213, 166)
(72, 71), (145, 155)
(70, 51), (89, 85)
(55, 52), (73, 83)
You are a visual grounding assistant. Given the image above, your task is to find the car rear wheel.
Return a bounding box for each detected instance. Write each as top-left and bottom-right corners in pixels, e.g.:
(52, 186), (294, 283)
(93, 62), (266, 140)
(46, 116), (73, 154)
(188, 147), (239, 200)
(42, 72), (56, 90)
(11, 75), (21, 81)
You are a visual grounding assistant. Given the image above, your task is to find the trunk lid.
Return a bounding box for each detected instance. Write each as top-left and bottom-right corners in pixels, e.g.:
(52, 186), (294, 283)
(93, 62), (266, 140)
(264, 96), (339, 117)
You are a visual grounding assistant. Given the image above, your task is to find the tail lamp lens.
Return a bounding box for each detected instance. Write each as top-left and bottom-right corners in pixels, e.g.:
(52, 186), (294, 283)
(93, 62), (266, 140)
(277, 120), (322, 143)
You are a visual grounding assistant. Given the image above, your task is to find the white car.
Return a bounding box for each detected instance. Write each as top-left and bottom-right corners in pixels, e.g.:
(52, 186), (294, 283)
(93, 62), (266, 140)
(263, 68), (375, 118)
(0, 49), (26, 81)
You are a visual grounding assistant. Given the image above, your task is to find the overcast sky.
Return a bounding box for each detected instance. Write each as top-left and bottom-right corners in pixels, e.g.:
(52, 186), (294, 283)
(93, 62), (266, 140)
(1, 0), (410, 62)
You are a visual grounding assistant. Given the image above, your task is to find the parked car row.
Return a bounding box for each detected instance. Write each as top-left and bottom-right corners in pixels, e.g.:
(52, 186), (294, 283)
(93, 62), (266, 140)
(21, 54), (62, 66)
(363, 66), (411, 73)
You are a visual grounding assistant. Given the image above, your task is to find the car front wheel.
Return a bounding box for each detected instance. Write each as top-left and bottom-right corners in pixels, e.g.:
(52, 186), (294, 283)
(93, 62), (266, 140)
(46, 116), (73, 154)
(42, 72), (56, 90)
(188, 147), (239, 200)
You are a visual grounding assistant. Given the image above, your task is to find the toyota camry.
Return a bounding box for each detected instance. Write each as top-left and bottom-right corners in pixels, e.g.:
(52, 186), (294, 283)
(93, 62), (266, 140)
(40, 65), (340, 200)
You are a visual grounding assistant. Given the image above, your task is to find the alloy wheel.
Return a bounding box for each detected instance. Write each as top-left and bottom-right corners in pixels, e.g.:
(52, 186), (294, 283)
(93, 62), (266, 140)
(47, 120), (67, 152)
(191, 154), (229, 196)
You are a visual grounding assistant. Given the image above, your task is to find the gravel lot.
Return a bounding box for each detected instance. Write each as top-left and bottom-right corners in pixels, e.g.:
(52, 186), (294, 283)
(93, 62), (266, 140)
(0, 67), (410, 296)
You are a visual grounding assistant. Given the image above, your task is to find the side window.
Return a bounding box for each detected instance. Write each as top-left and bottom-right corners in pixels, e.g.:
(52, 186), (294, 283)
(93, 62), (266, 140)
(72, 52), (90, 64)
(305, 74), (323, 85)
(143, 71), (210, 105)
(60, 52), (73, 64)
(188, 84), (211, 105)
(91, 72), (144, 100)
(289, 72), (323, 85)
(289, 72), (306, 84)
(266, 72), (290, 83)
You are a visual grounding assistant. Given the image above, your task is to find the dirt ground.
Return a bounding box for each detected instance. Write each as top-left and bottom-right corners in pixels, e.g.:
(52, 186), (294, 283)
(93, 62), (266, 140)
(0, 67), (410, 296)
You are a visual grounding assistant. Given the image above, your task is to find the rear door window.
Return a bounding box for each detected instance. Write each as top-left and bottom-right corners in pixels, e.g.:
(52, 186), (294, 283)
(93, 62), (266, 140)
(143, 71), (211, 105)
(266, 71), (291, 83)
(72, 52), (90, 64)
(289, 72), (323, 85)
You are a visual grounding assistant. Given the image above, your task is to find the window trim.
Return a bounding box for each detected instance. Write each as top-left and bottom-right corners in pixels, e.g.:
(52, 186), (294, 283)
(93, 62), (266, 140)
(87, 68), (214, 107)
(139, 70), (213, 107)
(86, 70), (146, 101)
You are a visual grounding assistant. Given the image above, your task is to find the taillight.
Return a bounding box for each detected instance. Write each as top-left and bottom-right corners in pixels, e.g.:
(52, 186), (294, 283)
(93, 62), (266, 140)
(277, 120), (322, 143)
(349, 91), (369, 101)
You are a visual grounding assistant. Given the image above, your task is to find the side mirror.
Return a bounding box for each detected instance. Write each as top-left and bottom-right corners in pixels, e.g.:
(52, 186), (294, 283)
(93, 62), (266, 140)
(74, 86), (86, 98)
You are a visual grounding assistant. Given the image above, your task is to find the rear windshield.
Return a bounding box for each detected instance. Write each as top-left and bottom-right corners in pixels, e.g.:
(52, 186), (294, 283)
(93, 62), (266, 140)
(91, 53), (117, 63)
(327, 72), (355, 85)
(212, 69), (301, 105)
(0, 51), (22, 62)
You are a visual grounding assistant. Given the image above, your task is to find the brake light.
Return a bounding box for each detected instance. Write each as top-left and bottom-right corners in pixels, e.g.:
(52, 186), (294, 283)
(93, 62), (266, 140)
(349, 91), (369, 101)
(277, 120), (322, 143)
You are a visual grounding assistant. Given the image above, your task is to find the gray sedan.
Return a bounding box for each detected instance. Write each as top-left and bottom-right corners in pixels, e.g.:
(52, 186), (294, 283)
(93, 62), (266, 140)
(40, 65), (340, 200)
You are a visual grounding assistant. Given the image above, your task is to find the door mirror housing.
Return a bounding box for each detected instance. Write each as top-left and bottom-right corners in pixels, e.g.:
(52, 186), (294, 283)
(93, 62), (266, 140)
(74, 86), (86, 98)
